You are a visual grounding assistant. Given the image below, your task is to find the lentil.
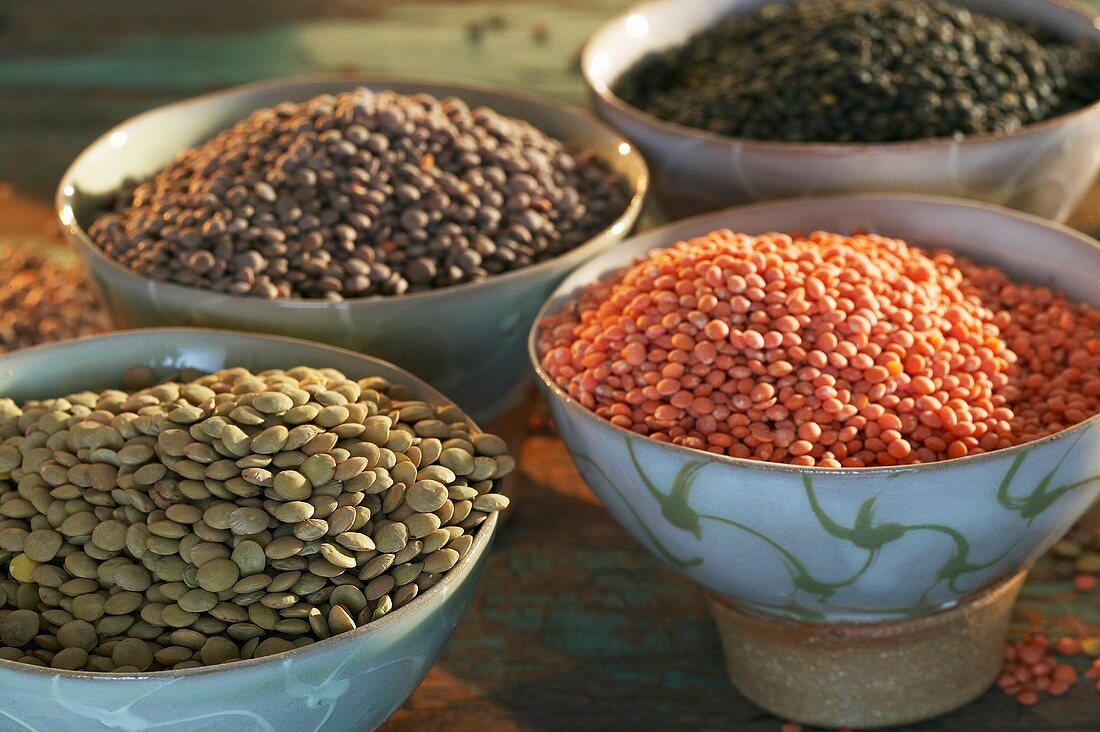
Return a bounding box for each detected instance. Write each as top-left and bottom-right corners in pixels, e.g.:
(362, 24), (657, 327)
(538, 230), (1100, 466)
(613, 0), (1100, 143)
(1074, 574), (1098, 593)
(999, 632), (1084, 704)
(88, 88), (628, 300)
(1038, 524), (1100, 590)
(0, 243), (109, 353)
(0, 366), (509, 671)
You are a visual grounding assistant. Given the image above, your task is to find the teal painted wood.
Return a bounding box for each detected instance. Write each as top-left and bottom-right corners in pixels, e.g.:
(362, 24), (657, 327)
(0, 1), (1097, 729)
(4, 0), (1095, 207)
(0, 0), (630, 198)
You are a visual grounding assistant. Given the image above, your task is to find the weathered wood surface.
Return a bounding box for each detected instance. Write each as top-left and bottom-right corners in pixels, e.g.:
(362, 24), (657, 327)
(0, 1), (1097, 729)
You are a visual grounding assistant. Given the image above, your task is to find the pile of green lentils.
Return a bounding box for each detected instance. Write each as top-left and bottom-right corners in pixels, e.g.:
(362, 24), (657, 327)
(0, 365), (511, 672)
(613, 0), (1100, 143)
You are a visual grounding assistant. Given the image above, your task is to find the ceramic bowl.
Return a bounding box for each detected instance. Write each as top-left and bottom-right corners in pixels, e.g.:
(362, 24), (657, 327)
(0, 329), (500, 732)
(582, 0), (1100, 221)
(57, 74), (648, 424)
(529, 195), (1100, 623)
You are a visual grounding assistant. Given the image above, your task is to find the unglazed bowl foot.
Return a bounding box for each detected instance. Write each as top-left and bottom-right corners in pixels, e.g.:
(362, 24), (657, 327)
(707, 572), (1027, 728)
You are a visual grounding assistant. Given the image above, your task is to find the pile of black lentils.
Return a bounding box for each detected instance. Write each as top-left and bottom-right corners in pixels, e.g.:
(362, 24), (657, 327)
(613, 0), (1100, 143)
(89, 89), (628, 299)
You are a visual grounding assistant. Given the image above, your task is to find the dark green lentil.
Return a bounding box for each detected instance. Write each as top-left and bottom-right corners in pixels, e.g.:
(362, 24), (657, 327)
(612, 0), (1100, 143)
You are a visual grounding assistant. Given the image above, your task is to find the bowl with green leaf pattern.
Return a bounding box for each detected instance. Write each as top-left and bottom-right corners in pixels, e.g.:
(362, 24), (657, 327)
(529, 195), (1100, 624)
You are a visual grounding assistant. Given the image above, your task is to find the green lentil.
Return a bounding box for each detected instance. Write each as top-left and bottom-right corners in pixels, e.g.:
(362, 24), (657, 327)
(231, 541), (266, 576)
(23, 530), (63, 563)
(51, 646), (89, 670)
(195, 559), (240, 594)
(0, 610), (40, 646)
(154, 645), (194, 666)
(0, 366), (509, 672)
(112, 637), (154, 671)
(405, 480), (449, 513)
(178, 589), (219, 614)
(327, 605), (356, 636)
(374, 523), (409, 554)
(199, 636), (239, 665)
(103, 592), (143, 615)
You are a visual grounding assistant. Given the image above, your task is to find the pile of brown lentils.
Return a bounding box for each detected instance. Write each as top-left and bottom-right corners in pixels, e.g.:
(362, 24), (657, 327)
(613, 0), (1100, 143)
(0, 365), (511, 671)
(0, 243), (108, 353)
(88, 88), (628, 299)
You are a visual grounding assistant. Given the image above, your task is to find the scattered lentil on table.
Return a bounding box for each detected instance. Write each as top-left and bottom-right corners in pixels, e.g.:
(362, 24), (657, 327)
(0, 243), (108, 353)
(1045, 523), (1100, 584)
(537, 229), (1100, 467)
(0, 366), (511, 671)
(87, 88), (628, 300)
(999, 632), (1086, 705)
(613, 0), (1100, 143)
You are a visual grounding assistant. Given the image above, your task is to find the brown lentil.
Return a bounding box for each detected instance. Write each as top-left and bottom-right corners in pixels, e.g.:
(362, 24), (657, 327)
(538, 230), (1100, 466)
(0, 366), (509, 671)
(0, 243), (109, 354)
(88, 88), (628, 300)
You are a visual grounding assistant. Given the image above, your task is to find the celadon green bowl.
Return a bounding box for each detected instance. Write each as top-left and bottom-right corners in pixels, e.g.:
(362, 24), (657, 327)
(56, 74), (648, 424)
(529, 195), (1100, 624)
(0, 329), (500, 732)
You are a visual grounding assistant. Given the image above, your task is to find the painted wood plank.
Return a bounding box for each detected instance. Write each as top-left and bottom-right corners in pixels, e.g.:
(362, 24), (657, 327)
(0, 1), (1096, 728)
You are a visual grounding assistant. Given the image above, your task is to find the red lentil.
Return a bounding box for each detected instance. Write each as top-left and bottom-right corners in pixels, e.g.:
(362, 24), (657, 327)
(1073, 574), (1098, 593)
(538, 230), (1100, 466)
(1016, 691), (1039, 706)
(1056, 636), (1082, 656)
(999, 633), (1079, 705)
(996, 629), (1100, 706)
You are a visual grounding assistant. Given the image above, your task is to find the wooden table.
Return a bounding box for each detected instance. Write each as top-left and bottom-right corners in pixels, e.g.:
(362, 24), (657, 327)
(1, 2), (1098, 729)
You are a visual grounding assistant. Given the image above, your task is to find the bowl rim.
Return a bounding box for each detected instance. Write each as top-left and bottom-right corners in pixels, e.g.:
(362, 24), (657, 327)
(0, 327), (500, 680)
(56, 72), (648, 310)
(581, 0), (1100, 153)
(527, 192), (1100, 476)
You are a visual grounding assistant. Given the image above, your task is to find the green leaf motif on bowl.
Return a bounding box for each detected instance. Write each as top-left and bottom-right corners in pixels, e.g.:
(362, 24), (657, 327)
(996, 431), (1100, 522)
(572, 452), (703, 570)
(587, 425), (1099, 619)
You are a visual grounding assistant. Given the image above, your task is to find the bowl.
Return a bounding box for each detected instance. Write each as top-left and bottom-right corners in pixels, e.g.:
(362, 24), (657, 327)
(529, 195), (1100, 624)
(0, 328), (500, 732)
(57, 74), (648, 424)
(528, 193), (1100, 723)
(582, 0), (1100, 221)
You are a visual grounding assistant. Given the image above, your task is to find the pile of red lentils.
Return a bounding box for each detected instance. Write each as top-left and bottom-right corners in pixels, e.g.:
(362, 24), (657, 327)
(538, 230), (1100, 467)
(998, 633), (1092, 705)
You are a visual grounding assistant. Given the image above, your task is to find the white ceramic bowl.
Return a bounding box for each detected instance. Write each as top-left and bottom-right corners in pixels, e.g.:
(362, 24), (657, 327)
(529, 195), (1100, 623)
(57, 74), (648, 423)
(0, 329), (501, 731)
(582, 0), (1100, 221)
